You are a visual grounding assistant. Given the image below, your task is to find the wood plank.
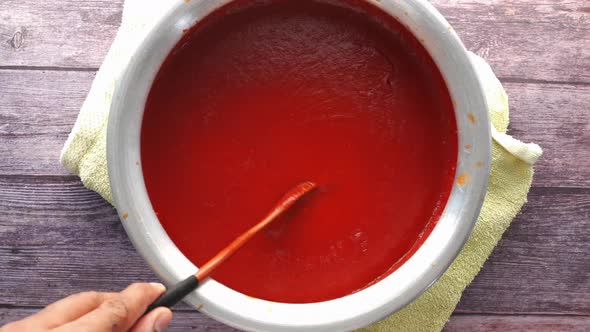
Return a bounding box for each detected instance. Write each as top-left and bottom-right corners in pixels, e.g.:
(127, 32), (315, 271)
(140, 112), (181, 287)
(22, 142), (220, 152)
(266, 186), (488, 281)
(432, 0), (590, 83)
(0, 0), (123, 69)
(0, 175), (194, 311)
(1, 0), (589, 84)
(0, 176), (588, 314)
(2, 309), (589, 332)
(0, 308), (238, 332)
(1, 70), (589, 186)
(505, 82), (590, 188)
(0, 70), (93, 176)
(455, 187), (590, 314)
(444, 314), (590, 332)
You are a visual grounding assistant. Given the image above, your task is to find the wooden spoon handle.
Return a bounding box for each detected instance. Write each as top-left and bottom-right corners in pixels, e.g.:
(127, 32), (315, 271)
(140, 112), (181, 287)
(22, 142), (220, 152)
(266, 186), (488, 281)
(145, 181), (316, 314)
(145, 275), (199, 313)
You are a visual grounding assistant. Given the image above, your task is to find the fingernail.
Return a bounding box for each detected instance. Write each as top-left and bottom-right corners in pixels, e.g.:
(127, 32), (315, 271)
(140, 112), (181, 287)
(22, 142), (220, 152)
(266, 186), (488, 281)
(150, 282), (166, 292)
(154, 312), (171, 332)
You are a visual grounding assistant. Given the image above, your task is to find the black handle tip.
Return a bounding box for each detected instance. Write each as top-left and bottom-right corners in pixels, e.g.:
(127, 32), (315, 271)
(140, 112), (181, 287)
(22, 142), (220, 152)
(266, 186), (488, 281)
(145, 275), (200, 314)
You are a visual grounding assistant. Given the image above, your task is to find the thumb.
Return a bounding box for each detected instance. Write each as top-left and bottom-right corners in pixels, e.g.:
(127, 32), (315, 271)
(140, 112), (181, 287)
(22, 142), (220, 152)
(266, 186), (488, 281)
(130, 307), (173, 332)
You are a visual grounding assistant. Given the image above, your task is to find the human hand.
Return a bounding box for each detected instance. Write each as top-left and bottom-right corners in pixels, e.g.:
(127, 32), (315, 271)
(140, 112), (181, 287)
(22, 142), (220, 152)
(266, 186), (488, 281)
(1, 283), (172, 332)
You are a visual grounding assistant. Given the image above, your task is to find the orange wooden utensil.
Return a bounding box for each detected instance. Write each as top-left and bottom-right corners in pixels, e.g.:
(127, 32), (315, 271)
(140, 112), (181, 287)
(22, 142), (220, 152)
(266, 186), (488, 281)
(145, 181), (317, 313)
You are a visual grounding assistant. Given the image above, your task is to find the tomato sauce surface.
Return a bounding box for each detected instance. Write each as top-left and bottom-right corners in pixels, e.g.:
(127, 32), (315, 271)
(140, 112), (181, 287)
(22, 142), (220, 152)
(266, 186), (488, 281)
(142, 0), (457, 303)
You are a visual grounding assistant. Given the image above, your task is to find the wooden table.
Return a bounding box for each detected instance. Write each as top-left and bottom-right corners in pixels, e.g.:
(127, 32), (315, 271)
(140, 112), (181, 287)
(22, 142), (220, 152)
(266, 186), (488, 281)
(1, 1), (588, 331)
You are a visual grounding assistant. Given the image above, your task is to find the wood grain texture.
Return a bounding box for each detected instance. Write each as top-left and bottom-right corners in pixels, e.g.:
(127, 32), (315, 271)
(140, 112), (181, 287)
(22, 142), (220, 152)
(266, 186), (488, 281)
(0, 308), (238, 332)
(0, 176), (588, 314)
(3, 310), (588, 332)
(1, 0), (589, 84)
(0, 69), (93, 176)
(455, 187), (590, 314)
(444, 314), (590, 332)
(0, 0), (123, 69)
(505, 82), (590, 188)
(432, 0), (590, 83)
(2, 69), (589, 186)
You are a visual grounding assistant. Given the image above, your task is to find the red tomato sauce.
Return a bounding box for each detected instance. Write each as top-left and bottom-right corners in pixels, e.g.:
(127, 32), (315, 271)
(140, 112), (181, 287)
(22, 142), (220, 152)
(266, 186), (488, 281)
(141, 0), (457, 303)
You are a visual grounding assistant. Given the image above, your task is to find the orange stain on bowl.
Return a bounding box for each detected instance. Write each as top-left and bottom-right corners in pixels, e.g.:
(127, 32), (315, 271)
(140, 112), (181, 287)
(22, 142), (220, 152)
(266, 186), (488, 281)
(122, 213), (129, 220)
(196, 304), (204, 310)
(474, 161), (484, 168)
(456, 173), (470, 187)
(468, 113), (476, 124)
(464, 144), (472, 150)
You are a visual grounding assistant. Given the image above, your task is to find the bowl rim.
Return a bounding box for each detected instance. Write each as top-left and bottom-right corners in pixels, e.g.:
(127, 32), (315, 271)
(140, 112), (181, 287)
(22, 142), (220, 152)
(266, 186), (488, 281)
(107, 0), (491, 331)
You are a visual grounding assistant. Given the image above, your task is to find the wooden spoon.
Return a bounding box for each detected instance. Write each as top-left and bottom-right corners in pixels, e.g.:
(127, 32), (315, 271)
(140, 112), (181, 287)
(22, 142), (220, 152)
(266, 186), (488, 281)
(145, 181), (317, 313)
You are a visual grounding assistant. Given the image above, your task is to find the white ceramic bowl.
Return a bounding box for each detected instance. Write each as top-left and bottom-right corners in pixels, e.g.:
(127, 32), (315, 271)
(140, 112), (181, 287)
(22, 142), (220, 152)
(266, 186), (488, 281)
(107, 0), (491, 331)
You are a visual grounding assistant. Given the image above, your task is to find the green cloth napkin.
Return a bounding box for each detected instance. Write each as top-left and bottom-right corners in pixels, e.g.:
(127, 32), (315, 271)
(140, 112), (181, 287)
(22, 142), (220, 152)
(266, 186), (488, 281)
(60, 1), (542, 330)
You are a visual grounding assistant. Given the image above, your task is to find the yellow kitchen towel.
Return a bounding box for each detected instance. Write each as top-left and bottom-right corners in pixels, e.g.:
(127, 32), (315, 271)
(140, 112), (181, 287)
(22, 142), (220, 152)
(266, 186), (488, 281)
(60, 1), (542, 331)
(361, 54), (542, 332)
